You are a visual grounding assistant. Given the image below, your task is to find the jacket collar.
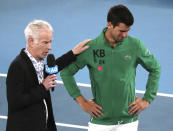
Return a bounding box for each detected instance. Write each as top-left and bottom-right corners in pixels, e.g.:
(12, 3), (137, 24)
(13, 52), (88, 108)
(100, 27), (125, 48)
(20, 48), (40, 85)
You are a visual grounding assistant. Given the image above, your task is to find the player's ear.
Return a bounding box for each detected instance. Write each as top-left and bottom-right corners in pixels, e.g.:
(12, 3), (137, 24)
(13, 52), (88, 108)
(107, 22), (113, 29)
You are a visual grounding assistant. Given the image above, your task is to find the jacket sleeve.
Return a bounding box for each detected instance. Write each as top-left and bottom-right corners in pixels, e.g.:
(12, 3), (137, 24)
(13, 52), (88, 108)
(60, 49), (89, 99)
(55, 50), (76, 72)
(137, 40), (161, 103)
(6, 61), (47, 112)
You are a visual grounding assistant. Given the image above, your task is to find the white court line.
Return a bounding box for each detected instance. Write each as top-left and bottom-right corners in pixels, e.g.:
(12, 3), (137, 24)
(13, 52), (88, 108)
(0, 73), (7, 77)
(1, 73), (173, 98)
(0, 115), (88, 129)
(55, 122), (88, 129)
(0, 115), (7, 119)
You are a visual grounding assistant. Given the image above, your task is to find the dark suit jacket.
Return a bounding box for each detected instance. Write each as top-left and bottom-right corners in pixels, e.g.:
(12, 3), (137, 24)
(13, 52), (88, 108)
(6, 48), (76, 131)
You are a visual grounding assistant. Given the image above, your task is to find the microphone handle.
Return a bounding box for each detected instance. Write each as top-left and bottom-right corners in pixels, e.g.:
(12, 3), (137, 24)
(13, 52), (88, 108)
(51, 87), (54, 91)
(51, 72), (58, 92)
(45, 65), (58, 92)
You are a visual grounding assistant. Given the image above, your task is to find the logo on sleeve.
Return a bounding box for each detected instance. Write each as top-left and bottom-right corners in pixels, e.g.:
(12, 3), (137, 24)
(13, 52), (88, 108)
(145, 49), (151, 56)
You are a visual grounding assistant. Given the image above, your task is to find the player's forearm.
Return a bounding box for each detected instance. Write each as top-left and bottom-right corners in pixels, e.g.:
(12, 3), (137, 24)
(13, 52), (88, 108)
(75, 95), (87, 105)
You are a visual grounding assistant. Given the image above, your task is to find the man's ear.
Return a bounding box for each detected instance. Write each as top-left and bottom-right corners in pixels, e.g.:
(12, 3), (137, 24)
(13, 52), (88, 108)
(107, 22), (113, 29)
(28, 37), (34, 47)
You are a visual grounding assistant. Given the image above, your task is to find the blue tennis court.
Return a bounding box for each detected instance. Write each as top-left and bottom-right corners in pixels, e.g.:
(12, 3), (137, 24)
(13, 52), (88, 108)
(0, 0), (173, 131)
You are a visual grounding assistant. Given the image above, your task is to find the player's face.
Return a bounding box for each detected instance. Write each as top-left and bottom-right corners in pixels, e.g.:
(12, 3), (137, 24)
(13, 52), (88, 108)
(108, 22), (131, 42)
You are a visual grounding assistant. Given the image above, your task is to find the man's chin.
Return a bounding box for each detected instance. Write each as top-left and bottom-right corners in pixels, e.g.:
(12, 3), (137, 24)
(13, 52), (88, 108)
(116, 39), (124, 43)
(40, 53), (48, 60)
(38, 56), (44, 61)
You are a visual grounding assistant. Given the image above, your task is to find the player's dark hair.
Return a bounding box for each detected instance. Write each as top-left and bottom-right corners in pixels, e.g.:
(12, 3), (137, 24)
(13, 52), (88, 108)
(107, 5), (134, 27)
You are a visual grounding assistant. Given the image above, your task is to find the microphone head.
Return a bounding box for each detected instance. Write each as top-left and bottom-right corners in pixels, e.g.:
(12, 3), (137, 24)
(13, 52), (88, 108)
(47, 54), (56, 67)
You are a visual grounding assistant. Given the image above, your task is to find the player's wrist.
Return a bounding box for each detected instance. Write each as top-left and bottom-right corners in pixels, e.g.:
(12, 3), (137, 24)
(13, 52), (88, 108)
(75, 96), (87, 104)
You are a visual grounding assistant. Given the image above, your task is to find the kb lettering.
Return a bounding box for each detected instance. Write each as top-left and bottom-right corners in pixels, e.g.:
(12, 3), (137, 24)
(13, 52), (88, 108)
(93, 49), (105, 57)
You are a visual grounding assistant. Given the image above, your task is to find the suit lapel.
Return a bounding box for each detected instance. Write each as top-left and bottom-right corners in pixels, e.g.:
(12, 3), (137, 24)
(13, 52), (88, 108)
(20, 48), (39, 85)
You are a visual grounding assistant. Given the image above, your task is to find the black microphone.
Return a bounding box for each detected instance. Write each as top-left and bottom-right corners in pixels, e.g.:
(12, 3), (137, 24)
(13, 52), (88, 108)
(45, 54), (58, 91)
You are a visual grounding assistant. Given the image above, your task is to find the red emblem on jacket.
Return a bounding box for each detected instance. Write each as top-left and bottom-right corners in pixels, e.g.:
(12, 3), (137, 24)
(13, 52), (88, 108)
(97, 65), (102, 71)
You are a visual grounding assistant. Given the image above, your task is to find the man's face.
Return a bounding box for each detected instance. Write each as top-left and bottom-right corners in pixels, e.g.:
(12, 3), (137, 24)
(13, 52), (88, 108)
(108, 22), (131, 42)
(31, 29), (53, 60)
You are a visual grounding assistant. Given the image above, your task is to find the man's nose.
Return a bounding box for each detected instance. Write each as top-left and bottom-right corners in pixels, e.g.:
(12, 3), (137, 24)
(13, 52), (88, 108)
(123, 32), (127, 38)
(48, 43), (52, 50)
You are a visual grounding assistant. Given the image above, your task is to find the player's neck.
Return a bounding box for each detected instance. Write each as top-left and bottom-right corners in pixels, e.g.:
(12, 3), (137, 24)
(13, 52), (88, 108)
(105, 31), (117, 47)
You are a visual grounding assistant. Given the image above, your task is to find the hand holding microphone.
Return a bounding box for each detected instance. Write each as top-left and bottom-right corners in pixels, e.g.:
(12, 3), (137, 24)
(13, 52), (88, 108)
(43, 54), (58, 91)
(42, 75), (57, 91)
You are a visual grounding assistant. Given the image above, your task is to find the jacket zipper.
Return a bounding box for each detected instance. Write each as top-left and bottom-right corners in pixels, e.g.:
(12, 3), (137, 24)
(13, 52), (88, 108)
(111, 47), (114, 117)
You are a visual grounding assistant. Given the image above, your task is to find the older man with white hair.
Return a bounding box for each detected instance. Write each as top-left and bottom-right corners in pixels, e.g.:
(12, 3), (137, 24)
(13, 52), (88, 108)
(6, 20), (90, 131)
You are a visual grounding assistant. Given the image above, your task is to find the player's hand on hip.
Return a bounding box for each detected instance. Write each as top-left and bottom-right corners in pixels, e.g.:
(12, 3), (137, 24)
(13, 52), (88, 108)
(76, 96), (103, 118)
(128, 97), (149, 115)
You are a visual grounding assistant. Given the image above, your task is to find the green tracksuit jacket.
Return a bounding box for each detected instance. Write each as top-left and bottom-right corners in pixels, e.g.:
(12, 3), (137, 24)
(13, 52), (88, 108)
(60, 28), (161, 125)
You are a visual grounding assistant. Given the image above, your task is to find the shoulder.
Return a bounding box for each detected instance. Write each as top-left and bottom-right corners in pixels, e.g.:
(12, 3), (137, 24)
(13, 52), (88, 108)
(78, 29), (105, 56)
(10, 55), (22, 67)
(8, 49), (29, 72)
(7, 55), (23, 81)
(126, 36), (141, 44)
(124, 36), (144, 49)
(7, 56), (24, 77)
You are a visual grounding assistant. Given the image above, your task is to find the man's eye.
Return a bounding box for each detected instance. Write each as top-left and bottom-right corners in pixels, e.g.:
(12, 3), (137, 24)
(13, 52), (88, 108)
(44, 41), (49, 44)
